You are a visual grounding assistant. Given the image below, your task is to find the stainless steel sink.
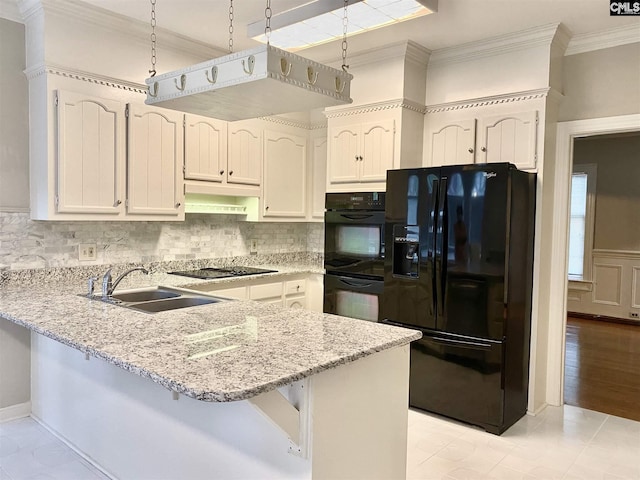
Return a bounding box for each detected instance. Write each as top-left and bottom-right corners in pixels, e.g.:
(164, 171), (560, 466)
(86, 286), (228, 314)
(112, 288), (181, 303)
(127, 296), (222, 313)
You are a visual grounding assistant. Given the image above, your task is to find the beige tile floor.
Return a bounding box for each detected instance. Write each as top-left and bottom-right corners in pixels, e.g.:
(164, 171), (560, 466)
(1, 405), (639, 479)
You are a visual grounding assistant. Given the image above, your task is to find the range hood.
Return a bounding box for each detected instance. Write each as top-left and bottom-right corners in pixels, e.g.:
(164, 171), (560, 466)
(145, 44), (352, 121)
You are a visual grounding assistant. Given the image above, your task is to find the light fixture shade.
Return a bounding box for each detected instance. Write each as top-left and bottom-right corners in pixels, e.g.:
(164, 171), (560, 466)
(145, 44), (352, 121)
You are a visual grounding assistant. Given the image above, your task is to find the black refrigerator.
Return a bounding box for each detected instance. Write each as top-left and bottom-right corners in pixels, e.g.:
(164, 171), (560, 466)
(381, 163), (536, 435)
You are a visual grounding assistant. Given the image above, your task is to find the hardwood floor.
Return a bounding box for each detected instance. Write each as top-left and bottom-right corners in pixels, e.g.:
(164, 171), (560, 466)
(564, 316), (640, 421)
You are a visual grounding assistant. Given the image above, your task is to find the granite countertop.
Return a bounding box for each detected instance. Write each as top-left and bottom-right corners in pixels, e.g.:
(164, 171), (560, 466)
(0, 263), (421, 403)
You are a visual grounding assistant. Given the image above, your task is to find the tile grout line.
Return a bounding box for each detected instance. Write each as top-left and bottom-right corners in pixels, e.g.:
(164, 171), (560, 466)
(559, 413), (610, 480)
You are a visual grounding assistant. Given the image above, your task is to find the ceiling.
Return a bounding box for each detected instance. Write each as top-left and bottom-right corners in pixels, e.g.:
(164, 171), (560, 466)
(73, 0), (639, 62)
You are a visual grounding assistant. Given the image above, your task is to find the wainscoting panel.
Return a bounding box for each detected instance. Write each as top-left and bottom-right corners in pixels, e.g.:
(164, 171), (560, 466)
(633, 267), (640, 309)
(568, 250), (640, 322)
(592, 263), (622, 306)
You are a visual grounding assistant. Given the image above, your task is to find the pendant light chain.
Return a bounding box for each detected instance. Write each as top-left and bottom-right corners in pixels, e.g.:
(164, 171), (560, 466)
(228, 0), (234, 53)
(149, 0), (157, 76)
(342, 0), (349, 71)
(264, 0), (272, 45)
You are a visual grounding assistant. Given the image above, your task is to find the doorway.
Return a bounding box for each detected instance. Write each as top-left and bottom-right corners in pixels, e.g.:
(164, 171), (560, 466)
(546, 114), (640, 410)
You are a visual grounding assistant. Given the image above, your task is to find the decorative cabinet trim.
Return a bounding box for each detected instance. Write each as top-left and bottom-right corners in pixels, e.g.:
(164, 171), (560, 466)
(324, 98), (426, 118)
(25, 63), (146, 94)
(426, 88), (549, 113)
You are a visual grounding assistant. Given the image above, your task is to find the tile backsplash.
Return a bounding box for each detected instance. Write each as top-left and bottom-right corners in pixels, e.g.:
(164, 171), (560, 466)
(0, 212), (324, 270)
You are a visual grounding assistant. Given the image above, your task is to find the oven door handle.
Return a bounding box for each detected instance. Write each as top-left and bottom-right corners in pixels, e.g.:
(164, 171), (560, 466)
(338, 214), (375, 221)
(338, 277), (375, 288)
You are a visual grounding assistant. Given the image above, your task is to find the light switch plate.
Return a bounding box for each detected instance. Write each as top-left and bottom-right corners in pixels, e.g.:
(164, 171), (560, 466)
(250, 239), (258, 255)
(79, 243), (97, 261)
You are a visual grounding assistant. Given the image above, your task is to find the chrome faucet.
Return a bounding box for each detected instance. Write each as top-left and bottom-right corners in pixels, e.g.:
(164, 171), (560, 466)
(102, 266), (149, 297)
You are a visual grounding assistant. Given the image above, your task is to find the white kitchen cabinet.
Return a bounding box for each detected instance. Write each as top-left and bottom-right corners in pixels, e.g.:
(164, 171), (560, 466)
(426, 111), (538, 170)
(127, 104), (184, 217)
(428, 119), (476, 166)
(182, 274), (312, 308)
(184, 114), (228, 183)
(310, 133), (328, 219)
(55, 90), (126, 215)
(478, 111), (538, 169)
(227, 120), (262, 186)
(262, 129), (307, 218)
(284, 279), (306, 309)
(210, 285), (248, 300)
(328, 119), (395, 186)
(325, 103), (423, 193)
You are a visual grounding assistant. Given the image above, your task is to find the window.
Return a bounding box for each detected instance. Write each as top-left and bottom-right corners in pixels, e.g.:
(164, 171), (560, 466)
(568, 164), (597, 280)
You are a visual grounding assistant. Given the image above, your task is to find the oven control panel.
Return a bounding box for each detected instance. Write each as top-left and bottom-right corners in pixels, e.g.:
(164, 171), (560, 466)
(325, 192), (385, 211)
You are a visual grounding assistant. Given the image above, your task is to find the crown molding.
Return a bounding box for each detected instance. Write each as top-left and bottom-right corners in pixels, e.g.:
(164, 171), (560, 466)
(324, 98), (427, 118)
(24, 63), (147, 94)
(565, 24), (640, 56)
(426, 88), (550, 113)
(0, 0), (22, 22)
(320, 40), (430, 69)
(259, 115), (313, 130)
(429, 23), (561, 67)
(19, 0), (225, 60)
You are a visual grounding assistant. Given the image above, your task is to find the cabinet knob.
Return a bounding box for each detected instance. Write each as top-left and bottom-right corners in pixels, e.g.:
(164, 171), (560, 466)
(219, 170), (224, 175)
(229, 170), (234, 176)
(354, 155), (358, 161)
(468, 148), (474, 154)
(359, 155), (363, 161)
(296, 285), (300, 291)
(115, 200), (122, 206)
(481, 147), (487, 152)
(175, 202), (181, 208)
(265, 206), (269, 211)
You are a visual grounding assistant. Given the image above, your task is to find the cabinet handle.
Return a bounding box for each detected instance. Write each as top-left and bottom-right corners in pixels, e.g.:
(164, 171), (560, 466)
(359, 155), (363, 161)
(296, 285), (300, 291)
(229, 170), (234, 176)
(354, 155), (358, 161)
(481, 147), (487, 152)
(115, 200), (122, 206)
(265, 206), (269, 211)
(219, 170), (225, 175)
(468, 148), (474, 154)
(175, 202), (181, 208)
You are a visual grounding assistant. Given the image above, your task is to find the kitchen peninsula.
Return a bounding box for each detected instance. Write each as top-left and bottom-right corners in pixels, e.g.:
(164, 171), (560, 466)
(0, 267), (420, 479)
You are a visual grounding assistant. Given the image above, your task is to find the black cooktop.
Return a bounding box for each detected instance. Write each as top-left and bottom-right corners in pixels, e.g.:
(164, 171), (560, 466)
(168, 266), (277, 280)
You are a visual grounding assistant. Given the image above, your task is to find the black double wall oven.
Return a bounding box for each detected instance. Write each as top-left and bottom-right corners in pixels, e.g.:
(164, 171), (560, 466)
(323, 192), (385, 322)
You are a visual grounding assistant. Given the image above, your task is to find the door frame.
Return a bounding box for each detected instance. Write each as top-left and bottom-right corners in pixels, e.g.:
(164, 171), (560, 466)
(546, 113), (640, 405)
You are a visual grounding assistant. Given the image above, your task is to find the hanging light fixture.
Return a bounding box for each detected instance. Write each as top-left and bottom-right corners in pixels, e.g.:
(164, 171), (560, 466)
(144, 0), (353, 121)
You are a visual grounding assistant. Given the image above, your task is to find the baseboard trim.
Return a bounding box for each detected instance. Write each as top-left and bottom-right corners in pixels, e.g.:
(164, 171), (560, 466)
(568, 311), (639, 326)
(0, 401), (31, 422)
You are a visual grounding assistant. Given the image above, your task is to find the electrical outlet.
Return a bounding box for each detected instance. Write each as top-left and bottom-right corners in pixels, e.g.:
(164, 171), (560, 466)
(630, 312), (639, 319)
(250, 239), (258, 255)
(79, 243), (97, 261)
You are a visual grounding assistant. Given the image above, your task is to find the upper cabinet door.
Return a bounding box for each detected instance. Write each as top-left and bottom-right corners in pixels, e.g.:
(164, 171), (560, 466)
(127, 104), (184, 216)
(184, 114), (227, 183)
(56, 91), (125, 214)
(263, 130), (307, 217)
(478, 111), (538, 170)
(359, 119), (395, 182)
(328, 125), (360, 184)
(430, 119), (476, 166)
(227, 121), (262, 186)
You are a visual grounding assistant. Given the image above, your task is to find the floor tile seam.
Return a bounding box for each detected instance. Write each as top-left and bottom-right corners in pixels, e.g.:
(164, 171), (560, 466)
(29, 415), (114, 480)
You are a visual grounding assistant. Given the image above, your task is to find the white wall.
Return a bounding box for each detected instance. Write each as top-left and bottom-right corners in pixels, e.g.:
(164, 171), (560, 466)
(560, 43), (640, 122)
(0, 18), (29, 211)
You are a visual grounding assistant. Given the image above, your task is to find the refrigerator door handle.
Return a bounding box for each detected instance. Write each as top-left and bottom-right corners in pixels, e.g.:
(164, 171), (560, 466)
(431, 179), (440, 315)
(440, 177), (449, 312)
(431, 336), (493, 351)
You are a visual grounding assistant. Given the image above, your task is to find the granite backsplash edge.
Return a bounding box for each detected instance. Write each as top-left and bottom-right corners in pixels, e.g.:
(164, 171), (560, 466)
(0, 252), (323, 288)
